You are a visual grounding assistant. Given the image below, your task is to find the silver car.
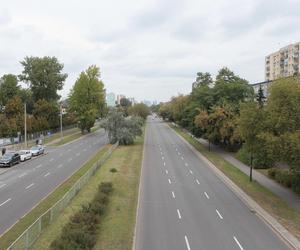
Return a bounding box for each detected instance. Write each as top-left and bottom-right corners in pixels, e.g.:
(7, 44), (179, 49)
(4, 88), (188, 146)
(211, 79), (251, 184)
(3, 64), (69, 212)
(30, 145), (45, 156)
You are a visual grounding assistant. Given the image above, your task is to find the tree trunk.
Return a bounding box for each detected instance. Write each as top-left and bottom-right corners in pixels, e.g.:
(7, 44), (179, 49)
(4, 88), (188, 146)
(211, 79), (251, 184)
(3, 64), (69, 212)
(250, 150), (253, 182)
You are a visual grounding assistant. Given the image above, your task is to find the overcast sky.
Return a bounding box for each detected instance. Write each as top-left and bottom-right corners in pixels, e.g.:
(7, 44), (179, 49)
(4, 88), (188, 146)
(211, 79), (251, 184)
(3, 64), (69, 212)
(0, 0), (299, 102)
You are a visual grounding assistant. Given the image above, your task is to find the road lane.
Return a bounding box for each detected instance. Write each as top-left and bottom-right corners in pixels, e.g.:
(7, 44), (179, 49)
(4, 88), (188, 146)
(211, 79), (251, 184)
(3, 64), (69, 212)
(0, 129), (108, 235)
(135, 118), (289, 250)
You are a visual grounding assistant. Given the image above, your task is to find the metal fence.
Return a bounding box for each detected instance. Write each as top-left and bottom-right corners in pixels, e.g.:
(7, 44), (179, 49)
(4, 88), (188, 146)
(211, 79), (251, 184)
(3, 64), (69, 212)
(7, 142), (119, 250)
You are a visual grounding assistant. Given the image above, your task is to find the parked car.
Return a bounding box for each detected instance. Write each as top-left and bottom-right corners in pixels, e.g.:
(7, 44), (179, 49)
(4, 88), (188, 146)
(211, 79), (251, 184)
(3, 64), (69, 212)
(19, 150), (32, 162)
(0, 152), (21, 167)
(30, 145), (45, 156)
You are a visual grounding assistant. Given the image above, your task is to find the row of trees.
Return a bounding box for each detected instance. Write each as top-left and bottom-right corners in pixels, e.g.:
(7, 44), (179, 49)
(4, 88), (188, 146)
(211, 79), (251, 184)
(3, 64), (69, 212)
(0, 56), (107, 139)
(158, 68), (300, 191)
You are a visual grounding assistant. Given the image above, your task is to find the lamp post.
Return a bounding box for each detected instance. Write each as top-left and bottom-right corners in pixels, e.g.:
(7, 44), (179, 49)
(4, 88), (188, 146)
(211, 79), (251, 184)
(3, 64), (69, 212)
(60, 103), (63, 141)
(24, 103), (27, 148)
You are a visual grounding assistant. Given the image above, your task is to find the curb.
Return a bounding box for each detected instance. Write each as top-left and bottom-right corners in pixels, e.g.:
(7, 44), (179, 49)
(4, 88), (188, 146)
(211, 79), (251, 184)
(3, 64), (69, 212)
(169, 124), (300, 250)
(132, 125), (147, 250)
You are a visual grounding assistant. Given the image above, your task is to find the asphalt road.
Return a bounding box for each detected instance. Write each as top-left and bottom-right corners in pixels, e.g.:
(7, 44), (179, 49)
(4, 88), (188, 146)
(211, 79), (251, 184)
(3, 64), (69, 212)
(0, 129), (108, 236)
(135, 117), (289, 250)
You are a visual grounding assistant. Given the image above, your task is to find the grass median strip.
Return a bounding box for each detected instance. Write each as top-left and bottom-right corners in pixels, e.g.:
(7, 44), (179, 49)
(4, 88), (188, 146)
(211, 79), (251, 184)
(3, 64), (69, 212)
(31, 133), (144, 250)
(171, 125), (300, 240)
(0, 144), (110, 250)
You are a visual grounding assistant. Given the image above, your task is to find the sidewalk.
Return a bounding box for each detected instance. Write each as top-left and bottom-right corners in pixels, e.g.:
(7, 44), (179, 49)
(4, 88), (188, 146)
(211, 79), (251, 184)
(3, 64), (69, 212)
(195, 136), (300, 212)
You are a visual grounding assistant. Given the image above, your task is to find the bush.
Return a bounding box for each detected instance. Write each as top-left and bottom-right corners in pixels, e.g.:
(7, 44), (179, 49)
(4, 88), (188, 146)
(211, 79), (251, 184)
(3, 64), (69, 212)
(110, 168), (117, 173)
(236, 145), (274, 169)
(268, 168), (277, 179)
(51, 182), (113, 250)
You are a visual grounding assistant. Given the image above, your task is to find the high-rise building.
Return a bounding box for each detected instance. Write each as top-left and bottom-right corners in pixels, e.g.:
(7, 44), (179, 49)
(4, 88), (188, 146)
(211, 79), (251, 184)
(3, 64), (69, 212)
(117, 94), (125, 105)
(265, 42), (300, 81)
(106, 92), (116, 107)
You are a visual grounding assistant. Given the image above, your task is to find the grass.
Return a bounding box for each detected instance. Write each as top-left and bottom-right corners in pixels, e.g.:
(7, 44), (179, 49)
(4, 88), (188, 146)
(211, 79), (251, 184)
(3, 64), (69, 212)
(51, 131), (82, 146)
(171, 125), (300, 240)
(0, 144), (110, 250)
(31, 132), (144, 250)
(51, 124), (102, 147)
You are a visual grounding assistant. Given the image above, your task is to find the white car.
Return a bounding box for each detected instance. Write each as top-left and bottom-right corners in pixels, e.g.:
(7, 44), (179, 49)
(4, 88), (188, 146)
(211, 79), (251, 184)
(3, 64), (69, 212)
(19, 150), (32, 162)
(30, 145), (45, 156)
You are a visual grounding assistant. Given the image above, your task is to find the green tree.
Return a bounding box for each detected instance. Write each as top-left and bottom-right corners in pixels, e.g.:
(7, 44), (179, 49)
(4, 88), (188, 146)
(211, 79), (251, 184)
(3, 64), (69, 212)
(69, 65), (105, 134)
(192, 72), (213, 89)
(33, 99), (59, 129)
(128, 103), (150, 120)
(19, 56), (67, 101)
(102, 111), (143, 145)
(0, 74), (20, 108)
(256, 84), (266, 108)
(4, 96), (24, 135)
(238, 102), (265, 181)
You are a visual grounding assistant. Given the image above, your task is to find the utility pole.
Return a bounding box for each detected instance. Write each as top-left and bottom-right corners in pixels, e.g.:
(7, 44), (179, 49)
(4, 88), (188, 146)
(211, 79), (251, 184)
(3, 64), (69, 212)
(24, 103), (27, 148)
(60, 103), (63, 141)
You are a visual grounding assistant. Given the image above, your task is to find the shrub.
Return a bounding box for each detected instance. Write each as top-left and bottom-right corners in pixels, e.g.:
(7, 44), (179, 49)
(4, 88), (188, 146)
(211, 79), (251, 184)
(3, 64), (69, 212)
(110, 168), (117, 173)
(236, 145), (274, 169)
(51, 182), (113, 250)
(268, 168), (277, 179)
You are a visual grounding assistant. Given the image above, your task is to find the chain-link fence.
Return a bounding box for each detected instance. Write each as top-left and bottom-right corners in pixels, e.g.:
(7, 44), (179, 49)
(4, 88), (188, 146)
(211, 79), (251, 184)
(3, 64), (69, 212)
(7, 142), (119, 250)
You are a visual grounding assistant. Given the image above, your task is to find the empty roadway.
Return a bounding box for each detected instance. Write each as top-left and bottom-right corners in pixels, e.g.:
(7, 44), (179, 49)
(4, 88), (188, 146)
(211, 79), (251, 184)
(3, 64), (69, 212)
(135, 118), (289, 250)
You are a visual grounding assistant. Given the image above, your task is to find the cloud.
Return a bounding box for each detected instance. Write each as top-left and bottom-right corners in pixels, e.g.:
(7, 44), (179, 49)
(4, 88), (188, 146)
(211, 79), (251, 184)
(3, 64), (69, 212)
(0, 0), (300, 102)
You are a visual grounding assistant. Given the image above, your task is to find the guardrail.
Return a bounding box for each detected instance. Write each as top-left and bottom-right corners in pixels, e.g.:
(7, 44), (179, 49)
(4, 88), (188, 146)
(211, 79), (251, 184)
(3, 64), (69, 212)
(7, 141), (119, 250)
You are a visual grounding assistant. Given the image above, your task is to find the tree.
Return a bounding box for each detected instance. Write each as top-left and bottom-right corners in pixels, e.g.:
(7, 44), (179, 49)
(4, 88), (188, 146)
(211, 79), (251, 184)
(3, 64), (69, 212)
(128, 103), (150, 120)
(120, 98), (132, 107)
(0, 74), (20, 108)
(4, 96), (24, 135)
(33, 99), (59, 129)
(19, 56), (68, 101)
(238, 102), (265, 181)
(102, 111), (143, 145)
(256, 84), (266, 108)
(192, 72), (213, 89)
(69, 65), (105, 133)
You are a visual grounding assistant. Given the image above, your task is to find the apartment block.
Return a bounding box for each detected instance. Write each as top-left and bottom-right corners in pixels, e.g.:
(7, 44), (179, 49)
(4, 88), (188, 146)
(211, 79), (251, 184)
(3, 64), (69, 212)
(265, 42), (300, 81)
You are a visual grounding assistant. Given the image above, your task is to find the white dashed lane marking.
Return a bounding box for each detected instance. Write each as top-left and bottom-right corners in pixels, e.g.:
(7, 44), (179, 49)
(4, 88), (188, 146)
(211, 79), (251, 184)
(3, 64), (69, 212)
(0, 198), (11, 207)
(204, 192), (210, 199)
(25, 183), (35, 190)
(233, 236), (244, 250)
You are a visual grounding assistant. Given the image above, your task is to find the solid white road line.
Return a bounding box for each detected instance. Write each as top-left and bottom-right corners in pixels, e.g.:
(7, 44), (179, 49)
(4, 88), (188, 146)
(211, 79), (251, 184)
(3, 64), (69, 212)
(57, 164), (63, 169)
(172, 191), (175, 198)
(25, 183), (35, 190)
(18, 173), (27, 178)
(204, 192), (210, 199)
(0, 183), (6, 189)
(233, 236), (244, 250)
(216, 209), (223, 220)
(196, 179), (200, 185)
(189, 170), (193, 175)
(44, 172), (50, 177)
(177, 209), (182, 219)
(165, 170), (168, 174)
(36, 164), (42, 169)
(168, 179), (171, 184)
(0, 198), (11, 207)
(185, 235), (191, 250)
